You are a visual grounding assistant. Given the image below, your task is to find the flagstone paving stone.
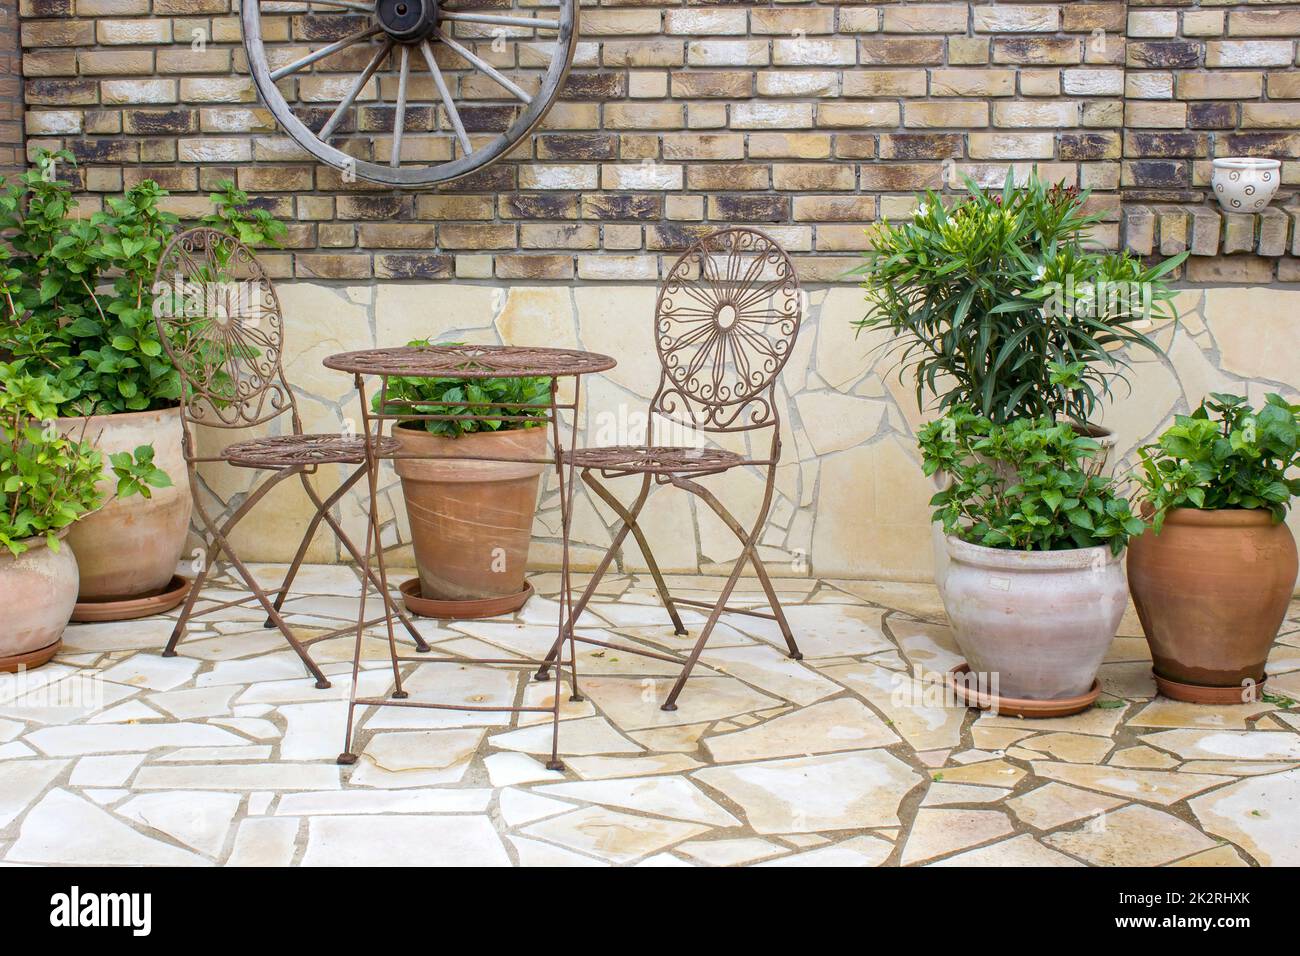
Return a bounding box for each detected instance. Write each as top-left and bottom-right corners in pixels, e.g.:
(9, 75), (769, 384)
(1006, 783), (1126, 832)
(1044, 805), (1217, 867)
(900, 808), (1014, 865)
(1, 566), (1297, 866)
(1031, 762), (1234, 806)
(1188, 767), (1300, 866)
(519, 805), (708, 864)
(929, 833), (1083, 867)
(694, 750), (922, 834)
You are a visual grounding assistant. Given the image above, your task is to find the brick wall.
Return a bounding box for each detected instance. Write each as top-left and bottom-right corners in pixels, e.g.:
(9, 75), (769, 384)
(11, 0), (1300, 283)
(0, 0), (22, 176)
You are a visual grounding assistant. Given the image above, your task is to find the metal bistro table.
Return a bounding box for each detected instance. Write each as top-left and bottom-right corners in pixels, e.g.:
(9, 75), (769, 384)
(323, 344), (617, 771)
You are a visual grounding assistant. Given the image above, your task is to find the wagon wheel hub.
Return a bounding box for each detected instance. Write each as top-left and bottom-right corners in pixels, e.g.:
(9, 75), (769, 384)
(376, 0), (437, 42)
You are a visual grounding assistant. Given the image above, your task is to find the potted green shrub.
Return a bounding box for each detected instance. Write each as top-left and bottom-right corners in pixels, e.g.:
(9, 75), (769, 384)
(0, 364), (165, 669)
(856, 171), (1184, 585)
(0, 153), (284, 618)
(1129, 393), (1300, 703)
(378, 341), (552, 616)
(856, 172), (1185, 434)
(919, 408), (1146, 715)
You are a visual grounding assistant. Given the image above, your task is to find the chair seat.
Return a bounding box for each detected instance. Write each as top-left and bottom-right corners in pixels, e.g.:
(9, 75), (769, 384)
(567, 444), (743, 475)
(223, 433), (400, 469)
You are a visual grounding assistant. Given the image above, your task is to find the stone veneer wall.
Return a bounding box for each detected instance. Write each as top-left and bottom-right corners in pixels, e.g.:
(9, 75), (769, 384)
(205, 281), (1300, 587)
(7, 0), (1300, 581)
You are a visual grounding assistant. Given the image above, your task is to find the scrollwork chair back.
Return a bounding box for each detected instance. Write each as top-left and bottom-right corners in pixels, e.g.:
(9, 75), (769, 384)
(651, 227), (802, 437)
(153, 228), (300, 457)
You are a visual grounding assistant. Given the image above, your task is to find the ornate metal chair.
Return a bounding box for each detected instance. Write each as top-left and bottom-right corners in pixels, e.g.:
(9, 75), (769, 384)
(538, 227), (804, 710)
(152, 228), (429, 687)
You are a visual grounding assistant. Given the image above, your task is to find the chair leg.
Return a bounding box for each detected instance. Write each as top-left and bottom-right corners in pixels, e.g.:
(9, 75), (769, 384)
(191, 473), (333, 688)
(163, 533), (216, 657)
(265, 467), (366, 625)
(681, 475), (802, 661)
(659, 537), (753, 712)
(297, 469), (432, 653)
(585, 471), (688, 635)
(534, 471), (651, 681)
(658, 471), (793, 710)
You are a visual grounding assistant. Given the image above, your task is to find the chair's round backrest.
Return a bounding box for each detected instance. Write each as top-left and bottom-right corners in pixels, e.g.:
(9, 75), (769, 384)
(152, 227), (293, 429)
(653, 227), (802, 431)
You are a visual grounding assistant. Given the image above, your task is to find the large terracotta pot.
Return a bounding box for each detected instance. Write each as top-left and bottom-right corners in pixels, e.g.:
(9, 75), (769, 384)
(392, 423), (548, 602)
(0, 533), (79, 672)
(1128, 508), (1298, 693)
(56, 406), (192, 601)
(939, 535), (1128, 699)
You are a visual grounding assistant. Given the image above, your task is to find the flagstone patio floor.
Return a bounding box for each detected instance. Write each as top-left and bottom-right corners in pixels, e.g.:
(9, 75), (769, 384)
(2, 565), (1298, 867)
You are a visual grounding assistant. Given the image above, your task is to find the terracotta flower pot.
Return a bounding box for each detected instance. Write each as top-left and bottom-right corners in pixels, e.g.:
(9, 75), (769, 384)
(939, 535), (1128, 700)
(56, 406), (193, 602)
(0, 533), (79, 672)
(392, 423), (548, 602)
(1128, 508), (1298, 695)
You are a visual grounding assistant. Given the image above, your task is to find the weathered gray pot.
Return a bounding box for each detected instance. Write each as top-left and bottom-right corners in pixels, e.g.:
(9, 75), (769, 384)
(939, 535), (1127, 700)
(0, 532), (78, 671)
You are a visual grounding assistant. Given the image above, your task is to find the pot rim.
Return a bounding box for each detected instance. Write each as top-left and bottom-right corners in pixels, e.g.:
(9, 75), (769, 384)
(2, 527), (71, 557)
(1212, 157), (1281, 171)
(392, 420), (549, 441)
(944, 533), (1122, 570)
(1159, 506), (1283, 528)
(54, 404), (182, 427)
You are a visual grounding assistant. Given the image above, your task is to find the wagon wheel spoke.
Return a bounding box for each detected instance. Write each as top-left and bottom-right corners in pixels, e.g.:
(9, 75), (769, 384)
(319, 38), (393, 141)
(287, 0), (377, 13)
(418, 38), (472, 157)
(439, 11), (560, 30)
(437, 29), (531, 104)
(390, 43), (410, 166)
(269, 25), (382, 81)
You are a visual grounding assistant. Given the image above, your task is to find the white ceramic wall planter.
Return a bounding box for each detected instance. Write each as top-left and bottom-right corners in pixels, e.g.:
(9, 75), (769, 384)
(1212, 157), (1281, 214)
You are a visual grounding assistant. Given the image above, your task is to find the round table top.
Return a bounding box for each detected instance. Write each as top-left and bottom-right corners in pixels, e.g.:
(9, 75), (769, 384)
(323, 344), (617, 379)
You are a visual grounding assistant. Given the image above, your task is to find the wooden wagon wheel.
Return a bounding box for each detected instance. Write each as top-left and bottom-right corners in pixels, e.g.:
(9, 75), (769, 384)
(242, 0), (579, 187)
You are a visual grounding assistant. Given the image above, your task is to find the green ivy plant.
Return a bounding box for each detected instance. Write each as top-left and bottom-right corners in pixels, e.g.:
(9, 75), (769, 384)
(1134, 392), (1300, 532)
(375, 341), (552, 438)
(855, 170), (1187, 425)
(0, 363), (169, 556)
(918, 406), (1145, 554)
(0, 150), (285, 418)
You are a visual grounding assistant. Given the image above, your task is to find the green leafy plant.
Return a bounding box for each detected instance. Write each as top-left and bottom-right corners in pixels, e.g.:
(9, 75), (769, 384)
(1134, 392), (1300, 531)
(0, 363), (168, 556)
(0, 151), (285, 418)
(375, 341), (553, 438)
(918, 406), (1145, 554)
(855, 171), (1187, 425)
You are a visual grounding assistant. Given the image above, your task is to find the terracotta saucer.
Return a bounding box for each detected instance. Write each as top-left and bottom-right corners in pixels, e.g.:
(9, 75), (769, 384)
(1153, 670), (1269, 705)
(947, 663), (1102, 718)
(71, 575), (192, 623)
(0, 638), (61, 674)
(400, 578), (533, 620)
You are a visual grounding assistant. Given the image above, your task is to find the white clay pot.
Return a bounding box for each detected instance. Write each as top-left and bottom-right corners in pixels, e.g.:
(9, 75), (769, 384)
(1212, 158), (1280, 214)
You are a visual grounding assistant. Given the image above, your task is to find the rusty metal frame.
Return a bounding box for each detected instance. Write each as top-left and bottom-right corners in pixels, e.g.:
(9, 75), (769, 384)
(153, 228), (430, 687)
(536, 227), (804, 711)
(327, 345), (615, 771)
